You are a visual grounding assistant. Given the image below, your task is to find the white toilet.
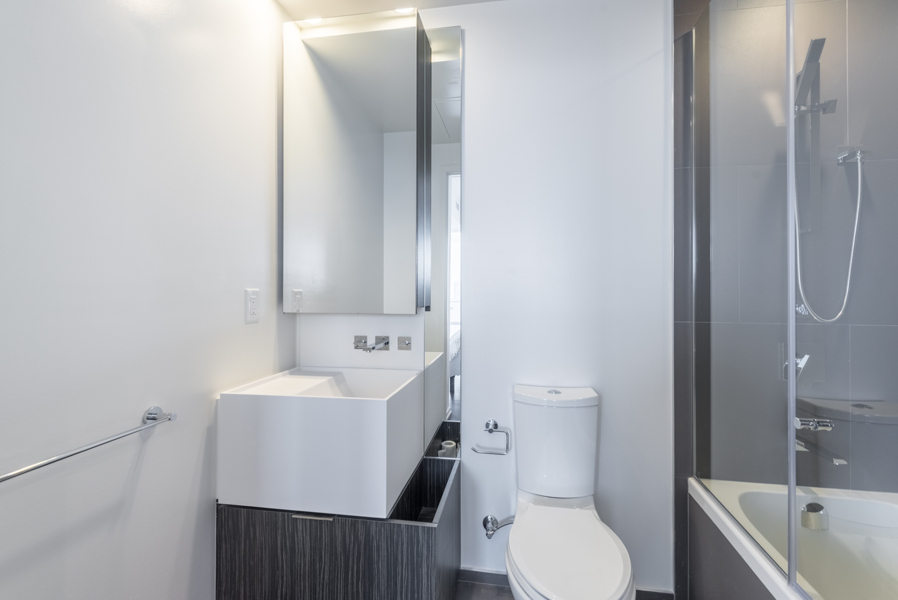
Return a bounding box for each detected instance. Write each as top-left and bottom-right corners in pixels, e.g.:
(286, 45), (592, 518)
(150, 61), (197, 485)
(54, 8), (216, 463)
(505, 385), (636, 600)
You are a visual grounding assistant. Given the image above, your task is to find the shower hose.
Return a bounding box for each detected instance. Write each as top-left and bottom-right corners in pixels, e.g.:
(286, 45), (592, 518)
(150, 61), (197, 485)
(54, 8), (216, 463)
(795, 151), (864, 323)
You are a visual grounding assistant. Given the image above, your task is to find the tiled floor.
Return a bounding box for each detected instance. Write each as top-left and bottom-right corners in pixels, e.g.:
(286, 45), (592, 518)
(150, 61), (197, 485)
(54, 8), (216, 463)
(455, 581), (515, 600)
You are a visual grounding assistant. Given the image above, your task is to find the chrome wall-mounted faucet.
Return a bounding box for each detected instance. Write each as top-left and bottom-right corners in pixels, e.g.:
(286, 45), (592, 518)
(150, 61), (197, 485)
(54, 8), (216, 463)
(353, 336), (389, 352)
(794, 417), (834, 432)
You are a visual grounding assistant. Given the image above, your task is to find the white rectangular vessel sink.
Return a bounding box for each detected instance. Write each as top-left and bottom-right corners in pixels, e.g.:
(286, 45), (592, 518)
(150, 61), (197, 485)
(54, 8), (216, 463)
(217, 367), (423, 519)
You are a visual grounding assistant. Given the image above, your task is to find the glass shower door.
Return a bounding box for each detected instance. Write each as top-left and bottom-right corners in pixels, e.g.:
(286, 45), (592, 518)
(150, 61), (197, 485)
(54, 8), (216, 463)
(792, 1), (898, 598)
(695, 0), (792, 576)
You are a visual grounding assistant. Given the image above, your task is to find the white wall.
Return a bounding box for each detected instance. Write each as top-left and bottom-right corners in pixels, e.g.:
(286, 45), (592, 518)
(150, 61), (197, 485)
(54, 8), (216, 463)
(0, 0), (294, 598)
(383, 131), (418, 315)
(298, 313), (425, 371)
(420, 1), (674, 592)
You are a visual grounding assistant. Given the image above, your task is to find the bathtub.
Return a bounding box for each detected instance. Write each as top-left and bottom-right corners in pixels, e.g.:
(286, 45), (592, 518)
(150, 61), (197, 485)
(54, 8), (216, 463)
(690, 478), (898, 600)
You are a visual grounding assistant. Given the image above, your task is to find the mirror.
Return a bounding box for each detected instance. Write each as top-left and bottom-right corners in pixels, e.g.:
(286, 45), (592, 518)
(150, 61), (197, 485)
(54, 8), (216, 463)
(424, 27), (462, 443)
(282, 11), (431, 314)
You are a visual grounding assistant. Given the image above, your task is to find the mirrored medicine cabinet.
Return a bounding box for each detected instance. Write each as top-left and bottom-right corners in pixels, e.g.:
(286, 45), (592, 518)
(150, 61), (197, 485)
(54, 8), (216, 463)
(282, 10), (434, 315)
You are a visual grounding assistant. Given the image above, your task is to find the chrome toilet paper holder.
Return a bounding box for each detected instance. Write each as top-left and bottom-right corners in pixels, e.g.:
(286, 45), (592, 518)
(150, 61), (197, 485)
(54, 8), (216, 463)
(471, 419), (510, 455)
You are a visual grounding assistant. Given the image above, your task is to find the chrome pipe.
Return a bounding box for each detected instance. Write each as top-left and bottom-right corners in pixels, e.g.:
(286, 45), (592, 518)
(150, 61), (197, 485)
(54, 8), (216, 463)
(0, 407), (176, 485)
(483, 514), (514, 539)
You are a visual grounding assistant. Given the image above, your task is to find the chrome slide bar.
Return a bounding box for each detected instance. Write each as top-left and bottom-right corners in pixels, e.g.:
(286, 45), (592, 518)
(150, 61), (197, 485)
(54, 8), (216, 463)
(0, 406), (176, 485)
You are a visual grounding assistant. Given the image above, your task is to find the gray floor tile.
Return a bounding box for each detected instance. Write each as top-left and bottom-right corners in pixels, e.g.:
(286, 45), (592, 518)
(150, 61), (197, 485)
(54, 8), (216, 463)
(455, 581), (515, 600)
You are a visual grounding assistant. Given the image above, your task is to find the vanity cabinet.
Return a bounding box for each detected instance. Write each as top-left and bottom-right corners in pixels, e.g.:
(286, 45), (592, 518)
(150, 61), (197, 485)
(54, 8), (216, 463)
(216, 458), (460, 600)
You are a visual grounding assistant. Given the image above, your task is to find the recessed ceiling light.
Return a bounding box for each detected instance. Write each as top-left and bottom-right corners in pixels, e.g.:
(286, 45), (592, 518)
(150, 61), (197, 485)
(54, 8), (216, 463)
(304, 17), (322, 24)
(395, 8), (414, 14)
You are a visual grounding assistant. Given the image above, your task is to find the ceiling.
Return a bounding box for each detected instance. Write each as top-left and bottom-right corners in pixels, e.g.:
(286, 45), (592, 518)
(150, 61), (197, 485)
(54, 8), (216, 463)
(276, 0), (501, 22)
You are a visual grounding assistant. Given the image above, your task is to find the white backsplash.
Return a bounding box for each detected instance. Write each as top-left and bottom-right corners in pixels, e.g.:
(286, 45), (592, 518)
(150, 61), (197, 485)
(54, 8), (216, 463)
(298, 311), (425, 370)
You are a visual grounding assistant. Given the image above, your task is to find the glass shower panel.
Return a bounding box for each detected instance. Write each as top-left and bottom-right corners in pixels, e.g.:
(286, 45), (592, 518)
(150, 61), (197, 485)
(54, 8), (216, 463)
(793, 1), (898, 598)
(697, 0), (791, 575)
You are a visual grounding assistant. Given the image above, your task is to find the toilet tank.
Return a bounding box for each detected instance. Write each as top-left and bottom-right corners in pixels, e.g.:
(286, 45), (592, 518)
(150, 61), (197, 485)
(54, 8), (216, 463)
(513, 385), (599, 498)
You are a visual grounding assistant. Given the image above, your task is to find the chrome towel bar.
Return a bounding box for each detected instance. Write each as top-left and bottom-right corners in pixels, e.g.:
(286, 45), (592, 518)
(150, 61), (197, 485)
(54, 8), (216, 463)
(0, 406), (176, 485)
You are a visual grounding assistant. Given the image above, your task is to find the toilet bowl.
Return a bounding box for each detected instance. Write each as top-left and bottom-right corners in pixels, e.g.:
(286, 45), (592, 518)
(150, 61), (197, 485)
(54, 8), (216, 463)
(506, 385), (635, 600)
(504, 492), (635, 600)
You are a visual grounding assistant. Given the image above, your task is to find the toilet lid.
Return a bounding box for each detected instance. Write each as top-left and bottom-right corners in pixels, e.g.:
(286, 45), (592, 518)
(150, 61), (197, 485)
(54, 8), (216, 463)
(508, 503), (631, 600)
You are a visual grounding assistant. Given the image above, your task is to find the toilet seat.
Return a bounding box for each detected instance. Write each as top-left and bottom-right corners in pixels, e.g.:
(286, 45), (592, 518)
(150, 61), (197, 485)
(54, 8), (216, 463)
(505, 495), (634, 600)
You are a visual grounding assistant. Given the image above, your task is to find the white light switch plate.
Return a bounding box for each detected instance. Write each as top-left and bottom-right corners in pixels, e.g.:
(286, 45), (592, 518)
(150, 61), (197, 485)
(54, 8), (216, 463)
(291, 289), (303, 312)
(245, 289), (260, 324)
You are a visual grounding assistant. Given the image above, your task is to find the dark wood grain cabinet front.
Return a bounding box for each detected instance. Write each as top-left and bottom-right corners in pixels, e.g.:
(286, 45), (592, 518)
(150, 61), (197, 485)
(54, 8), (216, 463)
(217, 458), (460, 600)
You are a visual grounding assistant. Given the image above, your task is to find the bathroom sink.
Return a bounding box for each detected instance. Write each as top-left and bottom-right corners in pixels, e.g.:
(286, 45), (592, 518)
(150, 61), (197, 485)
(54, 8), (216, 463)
(217, 367), (423, 519)
(235, 368), (415, 399)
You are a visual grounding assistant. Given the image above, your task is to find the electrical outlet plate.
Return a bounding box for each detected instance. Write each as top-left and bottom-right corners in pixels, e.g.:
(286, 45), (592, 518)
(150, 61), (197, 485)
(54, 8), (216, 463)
(245, 289), (260, 324)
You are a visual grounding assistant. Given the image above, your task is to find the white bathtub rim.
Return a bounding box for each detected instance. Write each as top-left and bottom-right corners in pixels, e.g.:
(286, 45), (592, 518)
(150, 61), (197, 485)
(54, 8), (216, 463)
(688, 477), (812, 600)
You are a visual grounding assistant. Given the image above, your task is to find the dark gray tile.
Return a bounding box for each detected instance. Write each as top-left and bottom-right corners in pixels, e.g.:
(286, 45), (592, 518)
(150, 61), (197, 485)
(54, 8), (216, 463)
(710, 166), (739, 323)
(694, 322), (712, 477)
(674, 168), (694, 323)
(695, 166), (712, 322)
(710, 0), (848, 165)
(455, 582), (514, 600)
(796, 159), (898, 328)
(738, 164), (788, 324)
(689, 497), (777, 600)
(795, 323), (850, 401)
(795, 162), (859, 324)
(794, 1), (848, 157)
(709, 7), (787, 167)
(674, 31), (695, 170)
(708, 2), (846, 167)
(840, 160), (898, 326)
(849, 325), (898, 402)
(675, 323), (695, 479)
(849, 420), (898, 493)
(674, 477), (690, 600)
(795, 400), (851, 489)
(709, 322), (789, 484)
(848, 0), (898, 161)
(794, 323), (851, 486)
(694, 9), (710, 170)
